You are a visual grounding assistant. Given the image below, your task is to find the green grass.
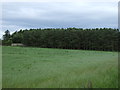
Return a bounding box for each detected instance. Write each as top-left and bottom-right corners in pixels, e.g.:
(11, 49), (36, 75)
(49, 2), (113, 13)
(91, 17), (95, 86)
(2, 46), (118, 88)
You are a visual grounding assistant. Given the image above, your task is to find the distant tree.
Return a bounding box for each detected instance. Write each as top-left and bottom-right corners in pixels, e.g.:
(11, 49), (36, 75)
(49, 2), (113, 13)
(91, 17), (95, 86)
(2, 30), (12, 46)
(3, 30), (11, 40)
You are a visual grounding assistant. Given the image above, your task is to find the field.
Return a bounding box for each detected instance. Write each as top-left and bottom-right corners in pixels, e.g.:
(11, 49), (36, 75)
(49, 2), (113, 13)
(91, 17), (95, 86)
(2, 46), (118, 88)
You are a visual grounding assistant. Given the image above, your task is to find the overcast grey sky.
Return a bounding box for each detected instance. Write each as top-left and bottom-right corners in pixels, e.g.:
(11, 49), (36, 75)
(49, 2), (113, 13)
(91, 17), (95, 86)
(0, 0), (118, 38)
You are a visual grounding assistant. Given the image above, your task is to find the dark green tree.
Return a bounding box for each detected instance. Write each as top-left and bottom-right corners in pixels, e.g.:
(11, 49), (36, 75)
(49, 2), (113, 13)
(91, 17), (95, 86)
(3, 30), (11, 40)
(2, 30), (12, 46)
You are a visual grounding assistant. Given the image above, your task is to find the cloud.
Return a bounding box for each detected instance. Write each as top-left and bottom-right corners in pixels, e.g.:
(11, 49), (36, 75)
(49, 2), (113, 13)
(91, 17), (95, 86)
(1, 1), (118, 38)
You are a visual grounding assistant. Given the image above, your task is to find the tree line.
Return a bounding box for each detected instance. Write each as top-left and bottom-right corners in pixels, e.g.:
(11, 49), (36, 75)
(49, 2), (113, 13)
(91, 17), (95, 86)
(2, 28), (120, 51)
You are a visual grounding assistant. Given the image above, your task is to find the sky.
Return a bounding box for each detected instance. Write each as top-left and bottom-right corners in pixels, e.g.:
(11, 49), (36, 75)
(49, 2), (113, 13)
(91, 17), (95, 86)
(0, 0), (119, 39)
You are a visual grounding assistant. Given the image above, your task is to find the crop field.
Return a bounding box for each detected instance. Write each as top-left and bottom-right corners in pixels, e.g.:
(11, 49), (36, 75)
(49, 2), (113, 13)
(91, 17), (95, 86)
(2, 46), (118, 88)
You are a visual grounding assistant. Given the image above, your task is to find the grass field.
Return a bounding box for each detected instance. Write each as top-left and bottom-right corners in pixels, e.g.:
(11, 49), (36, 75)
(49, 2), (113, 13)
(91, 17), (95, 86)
(2, 46), (118, 88)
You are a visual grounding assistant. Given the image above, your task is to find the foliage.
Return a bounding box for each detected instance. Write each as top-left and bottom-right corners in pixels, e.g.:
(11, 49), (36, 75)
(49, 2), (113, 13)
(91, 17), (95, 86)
(11, 28), (119, 51)
(2, 30), (12, 46)
(11, 30), (23, 43)
(3, 30), (11, 41)
(2, 39), (12, 46)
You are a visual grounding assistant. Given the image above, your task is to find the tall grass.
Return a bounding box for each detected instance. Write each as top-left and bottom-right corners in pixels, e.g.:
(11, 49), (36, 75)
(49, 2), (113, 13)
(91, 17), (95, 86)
(2, 46), (118, 88)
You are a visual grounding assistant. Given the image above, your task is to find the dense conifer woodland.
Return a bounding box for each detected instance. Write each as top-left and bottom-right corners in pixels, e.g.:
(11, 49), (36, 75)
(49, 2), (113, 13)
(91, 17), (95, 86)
(2, 28), (120, 51)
